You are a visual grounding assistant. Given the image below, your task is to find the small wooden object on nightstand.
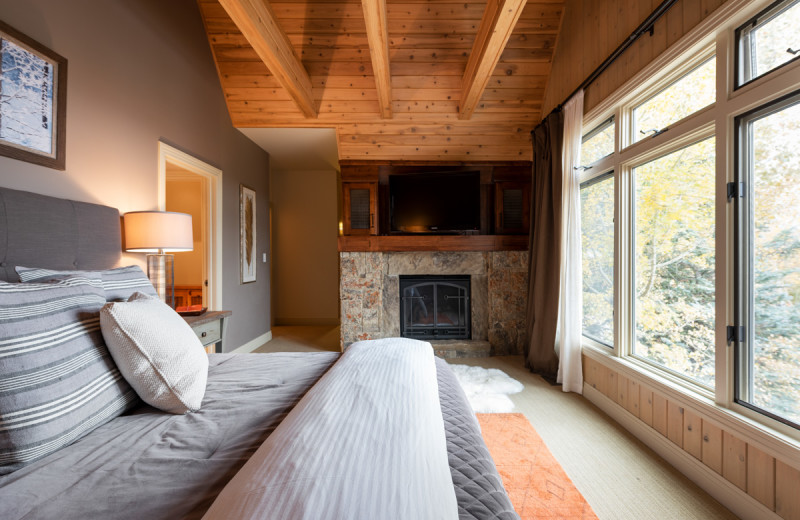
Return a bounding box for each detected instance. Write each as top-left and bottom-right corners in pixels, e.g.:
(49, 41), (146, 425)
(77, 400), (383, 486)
(182, 310), (232, 354)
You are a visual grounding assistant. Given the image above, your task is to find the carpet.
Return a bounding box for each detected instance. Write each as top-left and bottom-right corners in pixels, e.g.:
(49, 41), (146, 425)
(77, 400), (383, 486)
(450, 365), (524, 412)
(477, 413), (599, 520)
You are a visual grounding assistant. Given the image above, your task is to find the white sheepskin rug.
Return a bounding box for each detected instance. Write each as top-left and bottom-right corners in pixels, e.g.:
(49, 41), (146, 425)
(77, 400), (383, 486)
(449, 364), (524, 413)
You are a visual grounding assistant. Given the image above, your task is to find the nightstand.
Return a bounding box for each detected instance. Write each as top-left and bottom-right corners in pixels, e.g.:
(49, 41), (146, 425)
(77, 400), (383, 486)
(182, 310), (232, 354)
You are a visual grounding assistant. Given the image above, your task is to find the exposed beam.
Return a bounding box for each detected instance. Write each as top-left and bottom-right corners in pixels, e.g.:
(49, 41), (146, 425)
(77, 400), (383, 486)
(218, 0), (316, 118)
(460, 0), (527, 120)
(361, 0), (392, 118)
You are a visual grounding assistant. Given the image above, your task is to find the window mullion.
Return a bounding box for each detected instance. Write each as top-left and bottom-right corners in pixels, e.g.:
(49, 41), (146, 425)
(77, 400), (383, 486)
(716, 29), (733, 407)
(616, 162), (631, 359)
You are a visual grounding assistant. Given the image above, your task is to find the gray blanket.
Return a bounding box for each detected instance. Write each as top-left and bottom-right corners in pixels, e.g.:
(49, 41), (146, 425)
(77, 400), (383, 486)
(0, 353), (517, 520)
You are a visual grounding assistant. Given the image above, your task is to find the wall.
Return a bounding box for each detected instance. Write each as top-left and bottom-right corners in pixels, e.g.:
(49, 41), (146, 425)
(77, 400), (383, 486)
(543, 0), (726, 115)
(0, 0), (271, 351)
(270, 169), (339, 325)
(583, 354), (800, 520)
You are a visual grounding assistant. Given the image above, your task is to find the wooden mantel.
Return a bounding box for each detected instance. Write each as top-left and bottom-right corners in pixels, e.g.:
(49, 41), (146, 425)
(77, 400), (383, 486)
(338, 235), (528, 252)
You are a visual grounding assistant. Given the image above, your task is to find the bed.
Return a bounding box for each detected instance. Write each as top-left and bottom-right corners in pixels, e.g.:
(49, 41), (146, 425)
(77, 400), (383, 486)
(0, 187), (519, 520)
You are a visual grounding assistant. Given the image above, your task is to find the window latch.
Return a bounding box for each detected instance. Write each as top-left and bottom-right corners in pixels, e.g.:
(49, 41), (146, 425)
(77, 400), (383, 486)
(639, 128), (668, 138)
(727, 181), (745, 202)
(726, 325), (744, 345)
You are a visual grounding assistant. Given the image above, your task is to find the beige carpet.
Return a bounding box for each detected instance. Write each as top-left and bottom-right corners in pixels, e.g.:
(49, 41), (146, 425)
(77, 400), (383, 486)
(254, 325), (341, 353)
(253, 327), (737, 520)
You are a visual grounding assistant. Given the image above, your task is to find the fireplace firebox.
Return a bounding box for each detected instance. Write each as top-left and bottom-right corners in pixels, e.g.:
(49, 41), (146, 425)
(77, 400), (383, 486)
(399, 275), (470, 340)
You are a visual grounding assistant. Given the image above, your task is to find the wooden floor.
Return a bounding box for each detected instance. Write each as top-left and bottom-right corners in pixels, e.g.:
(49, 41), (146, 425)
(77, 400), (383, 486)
(255, 326), (738, 520)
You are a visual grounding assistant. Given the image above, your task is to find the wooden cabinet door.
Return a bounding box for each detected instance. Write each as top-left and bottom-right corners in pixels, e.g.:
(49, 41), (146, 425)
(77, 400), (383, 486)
(343, 182), (377, 235)
(495, 181), (530, 234)
(175, 286), (203, 308)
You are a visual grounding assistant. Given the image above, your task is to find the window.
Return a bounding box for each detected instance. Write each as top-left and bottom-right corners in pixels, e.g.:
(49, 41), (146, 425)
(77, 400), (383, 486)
(736, 0), (800, 87)
(633, 138), (716, 387)
(632, 57), (716, 143)
(735, 90), (800, 427)
(580, 117), (615, 167)
(579, 0), (800, 436)
(581, 172), (614, 346)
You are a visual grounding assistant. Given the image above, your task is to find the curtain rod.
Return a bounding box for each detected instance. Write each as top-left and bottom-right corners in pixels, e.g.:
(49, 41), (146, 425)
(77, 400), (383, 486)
(533, 0), (679, 132)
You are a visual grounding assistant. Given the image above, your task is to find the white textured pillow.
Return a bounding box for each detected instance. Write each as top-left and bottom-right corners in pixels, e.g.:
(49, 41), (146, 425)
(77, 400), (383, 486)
(99, 293), (208, 414)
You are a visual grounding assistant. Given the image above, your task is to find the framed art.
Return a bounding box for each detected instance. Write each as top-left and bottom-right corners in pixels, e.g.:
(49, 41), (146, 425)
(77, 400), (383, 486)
(240, 184), (257, 284)
(0, 20), (67, 170)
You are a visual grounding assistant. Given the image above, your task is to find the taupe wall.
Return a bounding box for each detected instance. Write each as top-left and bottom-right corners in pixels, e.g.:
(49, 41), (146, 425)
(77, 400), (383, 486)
(543, 0), (726, 115)
(0, 0), (271, 351)
(270, 169), (339, 325)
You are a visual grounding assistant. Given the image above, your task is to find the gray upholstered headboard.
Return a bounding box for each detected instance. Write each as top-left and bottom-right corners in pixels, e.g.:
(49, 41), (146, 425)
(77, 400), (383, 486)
(0, 187), (123, 282)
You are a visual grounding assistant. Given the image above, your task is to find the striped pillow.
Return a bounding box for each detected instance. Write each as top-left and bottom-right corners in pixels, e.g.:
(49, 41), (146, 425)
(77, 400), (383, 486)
(0, 277), (139, 475)
(16, 265), (158, 302)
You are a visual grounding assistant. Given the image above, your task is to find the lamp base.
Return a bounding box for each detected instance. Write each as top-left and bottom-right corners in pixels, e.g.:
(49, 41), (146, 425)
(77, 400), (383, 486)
(146, 254), (175, 308)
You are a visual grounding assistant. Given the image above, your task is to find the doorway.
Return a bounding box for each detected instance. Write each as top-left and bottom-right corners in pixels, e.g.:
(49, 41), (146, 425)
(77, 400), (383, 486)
(158, 142), (222, 310)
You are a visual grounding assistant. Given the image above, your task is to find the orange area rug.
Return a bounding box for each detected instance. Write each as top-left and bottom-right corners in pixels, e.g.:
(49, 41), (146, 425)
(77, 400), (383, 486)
(476, 413), (598, 520)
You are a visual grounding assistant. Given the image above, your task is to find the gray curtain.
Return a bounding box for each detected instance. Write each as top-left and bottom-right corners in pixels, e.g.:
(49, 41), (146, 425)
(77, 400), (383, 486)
(525, 110), (564, 383)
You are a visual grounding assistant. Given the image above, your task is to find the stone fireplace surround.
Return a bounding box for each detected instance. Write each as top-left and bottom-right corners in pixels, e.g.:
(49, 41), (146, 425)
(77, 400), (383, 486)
(340, 251), (528, 356)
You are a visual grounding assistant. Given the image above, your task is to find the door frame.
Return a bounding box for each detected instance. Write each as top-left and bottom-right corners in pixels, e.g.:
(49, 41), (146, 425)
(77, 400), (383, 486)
(157, 141), (223, 310)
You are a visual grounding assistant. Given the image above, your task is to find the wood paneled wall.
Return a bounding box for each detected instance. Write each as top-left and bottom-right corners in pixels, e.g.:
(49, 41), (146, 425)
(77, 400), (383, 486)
(543, 0), (726, 115)
(584, 355), (800, 519)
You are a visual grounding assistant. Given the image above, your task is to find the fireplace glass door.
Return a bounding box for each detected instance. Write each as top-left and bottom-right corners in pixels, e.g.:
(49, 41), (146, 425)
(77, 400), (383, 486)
(399, 275), (470, 340)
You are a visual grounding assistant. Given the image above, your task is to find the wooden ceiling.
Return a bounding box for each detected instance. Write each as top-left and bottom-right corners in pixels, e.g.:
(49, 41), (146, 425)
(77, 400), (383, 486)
(198, 0), (565, 162)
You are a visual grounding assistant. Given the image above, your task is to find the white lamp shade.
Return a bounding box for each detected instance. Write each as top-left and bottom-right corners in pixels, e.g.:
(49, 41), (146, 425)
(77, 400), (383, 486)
(124, 211), (193, 252)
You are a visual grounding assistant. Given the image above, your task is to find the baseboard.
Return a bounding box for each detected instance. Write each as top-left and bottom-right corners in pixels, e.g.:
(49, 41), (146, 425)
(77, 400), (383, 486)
(274, 318), (340, 326)
(230, 331), (272, 353)
(583, 385), (780, 520)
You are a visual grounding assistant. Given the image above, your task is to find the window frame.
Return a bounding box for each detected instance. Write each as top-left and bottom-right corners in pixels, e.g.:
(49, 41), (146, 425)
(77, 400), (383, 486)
(622, 47), (716, 151)
(580, 170), (615, 349)
(732, 88), (800, 430)
(629, 54), (717, 145)
(578, 0), (800, 441)
(628, 133), (718, 391)
(580, 116), (616, 168)
(734, 0), (800, 89)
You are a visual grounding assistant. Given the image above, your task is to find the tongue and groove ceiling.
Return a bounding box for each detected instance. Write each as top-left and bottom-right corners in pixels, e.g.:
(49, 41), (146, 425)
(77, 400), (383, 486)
(198, 0), (565, 162)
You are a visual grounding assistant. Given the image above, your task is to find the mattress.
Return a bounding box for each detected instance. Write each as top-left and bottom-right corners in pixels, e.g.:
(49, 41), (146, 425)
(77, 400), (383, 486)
(0, 352), (517, 520)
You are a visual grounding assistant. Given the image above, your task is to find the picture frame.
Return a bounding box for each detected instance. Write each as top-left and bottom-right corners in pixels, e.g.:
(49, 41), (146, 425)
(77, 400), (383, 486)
(240, 184), (257, 284)
(0, 20), (67, 170)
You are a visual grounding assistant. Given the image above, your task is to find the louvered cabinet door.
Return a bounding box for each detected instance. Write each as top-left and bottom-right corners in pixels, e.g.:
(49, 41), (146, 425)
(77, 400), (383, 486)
(342, 182), (378, 235)
(494, 181), (530, 234)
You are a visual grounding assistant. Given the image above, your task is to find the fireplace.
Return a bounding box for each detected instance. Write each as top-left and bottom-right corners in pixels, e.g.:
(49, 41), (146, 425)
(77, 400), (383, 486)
(399, 275), (470, 340)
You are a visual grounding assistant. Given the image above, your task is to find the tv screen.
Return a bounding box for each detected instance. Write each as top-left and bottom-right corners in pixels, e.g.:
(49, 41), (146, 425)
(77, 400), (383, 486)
(390, 171), (481, 233)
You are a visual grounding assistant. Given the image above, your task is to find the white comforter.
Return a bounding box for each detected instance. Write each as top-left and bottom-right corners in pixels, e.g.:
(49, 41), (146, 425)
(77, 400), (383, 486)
(203, 338), (458, 520)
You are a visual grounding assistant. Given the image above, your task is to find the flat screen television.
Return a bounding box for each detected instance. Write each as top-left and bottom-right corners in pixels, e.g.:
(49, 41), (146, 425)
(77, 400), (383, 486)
(390, 171), (481, 234)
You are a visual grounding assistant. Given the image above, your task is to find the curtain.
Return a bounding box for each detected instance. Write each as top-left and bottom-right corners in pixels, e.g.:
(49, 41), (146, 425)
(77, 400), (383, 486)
(524, 109), (564, 383)
(557, 91), (584, 394)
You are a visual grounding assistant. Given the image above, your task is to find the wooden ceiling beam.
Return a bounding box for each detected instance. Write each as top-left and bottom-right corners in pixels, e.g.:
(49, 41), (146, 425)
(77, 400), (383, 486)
(217, 0), (316, 118)
(459, 0), (528, 120)
(361, 0), (392, 119)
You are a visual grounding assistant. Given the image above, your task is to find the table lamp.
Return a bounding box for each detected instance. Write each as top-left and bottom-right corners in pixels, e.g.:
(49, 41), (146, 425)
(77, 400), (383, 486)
(123, 211), (193, 308)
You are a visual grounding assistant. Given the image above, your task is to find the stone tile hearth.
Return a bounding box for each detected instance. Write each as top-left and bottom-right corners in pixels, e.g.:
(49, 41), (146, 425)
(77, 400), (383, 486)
(340, 251), (528, 355)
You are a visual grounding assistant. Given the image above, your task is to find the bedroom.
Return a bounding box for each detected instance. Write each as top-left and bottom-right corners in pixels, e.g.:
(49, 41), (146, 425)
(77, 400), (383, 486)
(0, 0), (798, 519)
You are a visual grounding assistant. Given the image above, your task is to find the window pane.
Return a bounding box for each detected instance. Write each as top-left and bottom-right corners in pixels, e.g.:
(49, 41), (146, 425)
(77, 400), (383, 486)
(744, 98), (800, 425)
(633, 138), (715, 385)
(581, 174), (614, 346)
(738, 0), (800, 85)
(633, 58), (716, 143)
(581, 118), (615, 166)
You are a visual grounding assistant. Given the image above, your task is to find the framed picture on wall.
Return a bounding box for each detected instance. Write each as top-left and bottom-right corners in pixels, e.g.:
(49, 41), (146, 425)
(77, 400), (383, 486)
(0, 20), (67, 170)
(240, 184), (257, 284)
